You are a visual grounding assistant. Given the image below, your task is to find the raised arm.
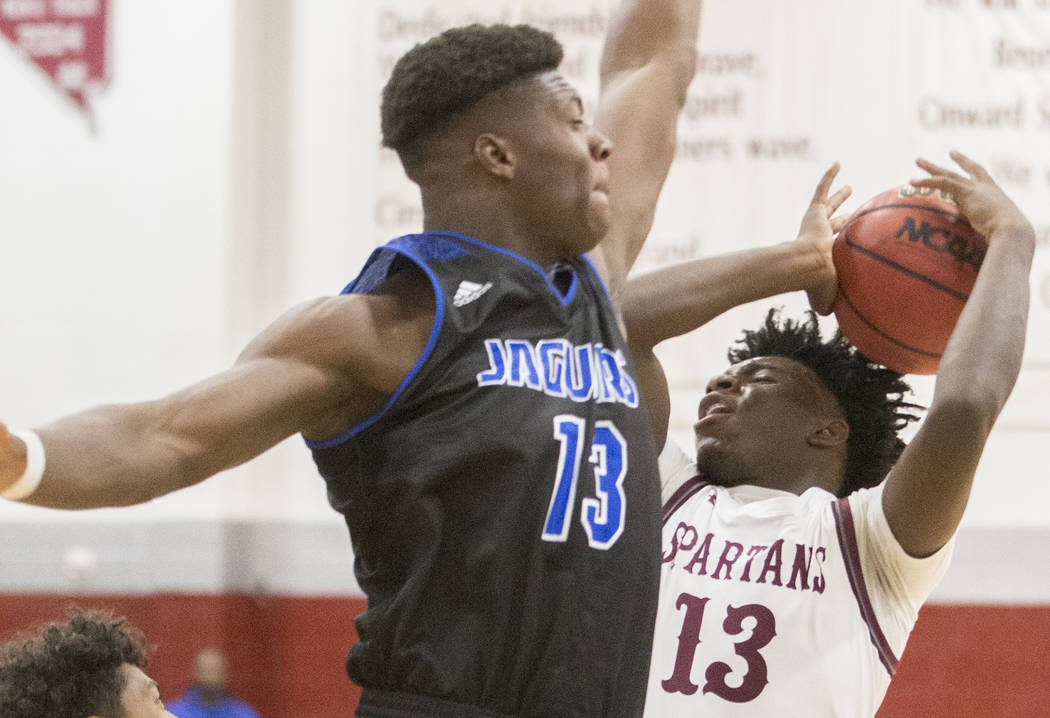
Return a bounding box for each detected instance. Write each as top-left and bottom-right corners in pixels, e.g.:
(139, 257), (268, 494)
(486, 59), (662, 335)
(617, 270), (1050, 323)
(0, 279), (434, 509)
(589, 0), (703, 300)
(624, 165), (849, 446)
(881, 151), (1035, 558)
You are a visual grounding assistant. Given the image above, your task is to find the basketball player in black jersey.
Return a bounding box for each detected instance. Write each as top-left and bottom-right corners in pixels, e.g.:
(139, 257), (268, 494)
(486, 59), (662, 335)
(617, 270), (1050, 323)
(0, 2), (702, 716)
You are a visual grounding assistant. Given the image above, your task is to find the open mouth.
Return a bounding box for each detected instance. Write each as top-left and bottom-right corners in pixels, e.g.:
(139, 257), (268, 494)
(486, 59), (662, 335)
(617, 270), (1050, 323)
(698, 394), (734, 421)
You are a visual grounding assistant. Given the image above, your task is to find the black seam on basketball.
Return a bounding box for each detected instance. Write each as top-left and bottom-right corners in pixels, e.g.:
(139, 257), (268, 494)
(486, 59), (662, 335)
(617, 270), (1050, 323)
(842, 233), (972, 301)
(837, 287), (943, 359)
(842, 202), (963, 231)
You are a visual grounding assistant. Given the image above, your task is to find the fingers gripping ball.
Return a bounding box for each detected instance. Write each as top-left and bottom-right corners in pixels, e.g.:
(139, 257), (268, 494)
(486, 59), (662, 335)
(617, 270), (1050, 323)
(831, 186), (987, 374)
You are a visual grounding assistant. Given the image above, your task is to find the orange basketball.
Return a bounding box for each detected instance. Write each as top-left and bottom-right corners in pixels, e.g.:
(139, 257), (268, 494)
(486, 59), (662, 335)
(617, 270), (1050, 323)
(831, 185), (987, 375)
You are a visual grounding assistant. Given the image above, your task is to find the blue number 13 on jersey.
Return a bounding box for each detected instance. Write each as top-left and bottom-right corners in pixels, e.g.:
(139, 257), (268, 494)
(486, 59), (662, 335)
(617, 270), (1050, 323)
(542, 415), (628, 550)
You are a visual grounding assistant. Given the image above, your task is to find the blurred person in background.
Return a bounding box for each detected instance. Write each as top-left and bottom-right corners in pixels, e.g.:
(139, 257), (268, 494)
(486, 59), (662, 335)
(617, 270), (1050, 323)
(167, 648), (260, 718)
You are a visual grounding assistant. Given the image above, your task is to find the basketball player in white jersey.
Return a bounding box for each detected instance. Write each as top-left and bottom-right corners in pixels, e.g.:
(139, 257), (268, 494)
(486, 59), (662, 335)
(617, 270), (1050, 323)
(624, 152), (1035, 716)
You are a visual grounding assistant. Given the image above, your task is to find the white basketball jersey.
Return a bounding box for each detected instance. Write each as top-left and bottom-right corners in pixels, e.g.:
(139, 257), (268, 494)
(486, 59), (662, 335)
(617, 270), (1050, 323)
(644, 443), (953, 718)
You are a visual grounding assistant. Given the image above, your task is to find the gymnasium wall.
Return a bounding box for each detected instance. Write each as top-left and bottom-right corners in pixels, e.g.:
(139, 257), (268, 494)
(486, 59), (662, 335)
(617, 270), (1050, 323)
(0, 594), (1047, 718)
(1, 0), (1049, 716)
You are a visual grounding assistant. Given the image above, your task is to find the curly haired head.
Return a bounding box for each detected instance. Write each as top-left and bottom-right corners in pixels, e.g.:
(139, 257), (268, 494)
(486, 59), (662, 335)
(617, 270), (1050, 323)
(0, 607), (150, 718)
(381, 23), (563, 171)
(728, 308), (923, 496)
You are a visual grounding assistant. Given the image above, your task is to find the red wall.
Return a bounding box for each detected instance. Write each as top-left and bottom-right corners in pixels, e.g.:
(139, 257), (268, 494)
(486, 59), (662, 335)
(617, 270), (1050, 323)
(878, 604), (1050, 718)
(0, 594), (364, 718)
(2, 596), (1048, 717)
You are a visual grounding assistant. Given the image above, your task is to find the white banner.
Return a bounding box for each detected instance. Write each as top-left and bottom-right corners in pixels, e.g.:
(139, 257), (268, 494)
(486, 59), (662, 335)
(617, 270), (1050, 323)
(351, 0), (1050, 441)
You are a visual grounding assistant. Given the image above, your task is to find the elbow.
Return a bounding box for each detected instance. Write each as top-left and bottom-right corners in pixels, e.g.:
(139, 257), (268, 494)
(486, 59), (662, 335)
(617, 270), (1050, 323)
(927, 392), (1003, 440)
(103, 441), (200, 507)
(934, 355), (1022, 430)
(107, 480), (165, 507)
(154, 430), (211, 495)
(142, 403), (214, 497)
(623, 315), (652, 353)
(622, 295), (660, 353)
(667, 45), (699, 106)
(601, 44), (698, 106)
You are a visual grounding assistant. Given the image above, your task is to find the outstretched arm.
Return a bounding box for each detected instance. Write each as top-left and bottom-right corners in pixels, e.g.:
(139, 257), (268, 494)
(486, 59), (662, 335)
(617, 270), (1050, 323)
(625, 165), (849, 447)
(0, 284), (434, 509)
(881, 151), (1035, 558)
(590, 0), (703, 301)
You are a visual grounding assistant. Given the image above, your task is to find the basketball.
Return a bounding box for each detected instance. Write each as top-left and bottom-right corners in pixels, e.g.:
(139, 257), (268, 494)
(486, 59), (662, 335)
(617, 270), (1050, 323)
(831, 185), (987, 375)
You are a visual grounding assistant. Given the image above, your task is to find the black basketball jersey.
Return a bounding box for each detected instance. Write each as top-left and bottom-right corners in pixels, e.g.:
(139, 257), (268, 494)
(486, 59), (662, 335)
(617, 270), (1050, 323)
(308, 231), (661, 717)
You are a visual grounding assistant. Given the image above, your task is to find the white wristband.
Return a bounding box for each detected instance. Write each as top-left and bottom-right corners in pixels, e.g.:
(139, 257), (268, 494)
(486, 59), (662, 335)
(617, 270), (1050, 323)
(2, 429), (46, 501)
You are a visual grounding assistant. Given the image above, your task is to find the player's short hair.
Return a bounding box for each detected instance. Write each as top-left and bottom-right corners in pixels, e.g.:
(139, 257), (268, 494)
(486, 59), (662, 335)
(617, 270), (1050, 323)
(728, 308), (923, 496)
(0, 607), (150, 718)
(380, 23), (564, 171)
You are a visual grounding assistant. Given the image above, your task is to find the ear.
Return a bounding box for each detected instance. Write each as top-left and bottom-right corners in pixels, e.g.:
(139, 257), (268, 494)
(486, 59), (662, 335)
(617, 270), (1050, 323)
(473, 133), (515, 180)
(807, 418), (849, 448)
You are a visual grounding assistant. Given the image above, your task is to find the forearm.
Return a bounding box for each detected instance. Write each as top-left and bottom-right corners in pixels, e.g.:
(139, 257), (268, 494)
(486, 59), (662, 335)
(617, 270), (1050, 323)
(633, 347), (673, 450)
(594, 0), (702, 296)
(1, 295), (408, 510)
(602, 0), (703, 79)
(880, 153), (1034, 558)
(624, 241), (828, 350)
(21, 401), (209, 509)
(931, 222), (1035, 415)
(13, 361), (321, 509)
(883, 223), (1035, 556)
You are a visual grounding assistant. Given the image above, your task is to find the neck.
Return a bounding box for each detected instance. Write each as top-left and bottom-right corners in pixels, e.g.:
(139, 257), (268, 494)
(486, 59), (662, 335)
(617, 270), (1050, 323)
(197, 685), (227, 704)
(420, 186), (563, 268)
(703, 451), (843, 497)
(746, 471), (839, 497)
(768, 457), (844, 496)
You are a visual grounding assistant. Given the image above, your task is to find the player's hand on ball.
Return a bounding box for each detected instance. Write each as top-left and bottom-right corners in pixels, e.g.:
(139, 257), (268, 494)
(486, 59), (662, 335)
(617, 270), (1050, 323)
(0, 423), (28, 495)
(911, 150), (1033, 241)
(797, 162), (852, 314)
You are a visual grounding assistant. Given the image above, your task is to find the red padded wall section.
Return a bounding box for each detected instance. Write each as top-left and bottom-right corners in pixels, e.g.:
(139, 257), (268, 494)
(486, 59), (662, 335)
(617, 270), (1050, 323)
(2, 596), (1048, 716)
(0, 594), (364, 718)
(878, 604), (1050, 718)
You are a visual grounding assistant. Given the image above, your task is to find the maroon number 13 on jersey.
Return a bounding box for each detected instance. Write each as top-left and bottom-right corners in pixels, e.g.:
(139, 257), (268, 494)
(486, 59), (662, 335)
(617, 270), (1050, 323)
(661, 592), (777, 703)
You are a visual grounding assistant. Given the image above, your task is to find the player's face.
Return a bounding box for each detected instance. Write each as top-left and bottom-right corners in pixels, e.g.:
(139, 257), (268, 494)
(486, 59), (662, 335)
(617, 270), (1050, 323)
(694, 356), (841, 490)
(504, 71), (613, 257)
(111, 664), (177, 718)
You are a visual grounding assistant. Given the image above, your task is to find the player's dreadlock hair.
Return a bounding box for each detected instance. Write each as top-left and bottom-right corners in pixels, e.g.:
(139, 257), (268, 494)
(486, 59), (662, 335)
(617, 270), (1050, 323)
(381, 23), (564, 172)
(0, 607), (150, 718)
(728, 308), (923, 497)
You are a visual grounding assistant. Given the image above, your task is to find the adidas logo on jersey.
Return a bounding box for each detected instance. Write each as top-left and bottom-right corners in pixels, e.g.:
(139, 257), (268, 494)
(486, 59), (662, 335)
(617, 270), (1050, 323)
(453, 280), (493, 307)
